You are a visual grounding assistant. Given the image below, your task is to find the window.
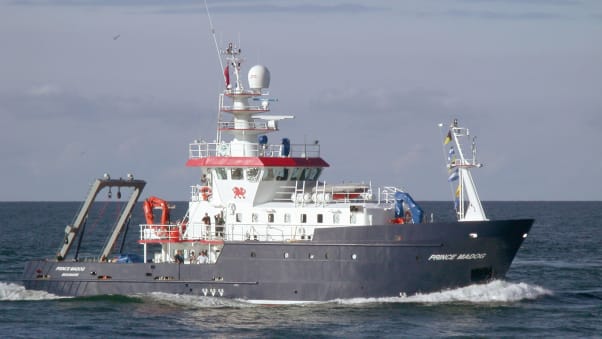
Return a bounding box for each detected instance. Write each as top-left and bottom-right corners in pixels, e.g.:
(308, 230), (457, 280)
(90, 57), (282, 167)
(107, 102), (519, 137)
(284, 213), (291, 223)
(215, 168), (227, 180)
(246, 168), (260, 182)
(231, 168), (243, 180)
(305, 168), (321, 181)
(290, 168), (305, 180)
(275, 168), (289, 181)
(268, 213), (274, 223)
(252, 213), (258, 222)
(262, 168), (275, 181)
(317, 214), (323, 223)
(236, 213), (242, 222)
(300, 214), (307, 223)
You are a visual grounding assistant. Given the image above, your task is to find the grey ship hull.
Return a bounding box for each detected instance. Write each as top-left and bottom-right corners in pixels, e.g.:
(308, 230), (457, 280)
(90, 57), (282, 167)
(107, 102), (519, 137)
(23, 219), (533, 302)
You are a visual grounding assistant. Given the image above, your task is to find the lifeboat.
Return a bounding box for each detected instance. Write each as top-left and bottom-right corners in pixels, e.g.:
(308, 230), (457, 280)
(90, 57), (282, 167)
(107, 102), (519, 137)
(142, 196), (173, 239)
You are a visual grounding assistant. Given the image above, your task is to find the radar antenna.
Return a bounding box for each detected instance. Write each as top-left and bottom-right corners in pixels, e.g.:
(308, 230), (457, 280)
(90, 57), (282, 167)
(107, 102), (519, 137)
(204, 0), (225, 81)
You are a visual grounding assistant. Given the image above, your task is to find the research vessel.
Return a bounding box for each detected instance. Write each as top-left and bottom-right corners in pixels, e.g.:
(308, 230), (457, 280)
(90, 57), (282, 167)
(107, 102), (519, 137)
(23, 41), (533, 303)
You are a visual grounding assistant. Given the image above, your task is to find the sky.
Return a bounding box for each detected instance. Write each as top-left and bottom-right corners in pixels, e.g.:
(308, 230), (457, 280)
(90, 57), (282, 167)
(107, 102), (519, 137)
(0, 0), (600, 201)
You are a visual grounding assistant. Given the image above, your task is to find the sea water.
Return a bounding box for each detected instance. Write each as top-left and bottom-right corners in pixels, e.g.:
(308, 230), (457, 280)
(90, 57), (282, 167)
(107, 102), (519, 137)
(1, 201), (600, 337)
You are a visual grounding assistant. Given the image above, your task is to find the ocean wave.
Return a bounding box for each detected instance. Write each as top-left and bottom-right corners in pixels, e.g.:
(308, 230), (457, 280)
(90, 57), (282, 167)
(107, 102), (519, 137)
(0, 282), (63, 301)
(513, 259), (602, 269)
(335, 280), (553, 305)
(0, 280), (552, 305)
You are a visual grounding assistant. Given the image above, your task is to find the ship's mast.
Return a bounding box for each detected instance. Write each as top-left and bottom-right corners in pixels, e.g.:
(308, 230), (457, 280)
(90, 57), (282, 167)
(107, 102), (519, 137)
(441, 119), (487, 221)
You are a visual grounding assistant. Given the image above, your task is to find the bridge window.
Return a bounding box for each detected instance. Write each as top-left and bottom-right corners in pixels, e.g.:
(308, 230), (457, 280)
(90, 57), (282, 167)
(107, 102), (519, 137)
(215, 168), (227, 180)
(275, 168), (289, 181)
(290, 168), (305, 181)
(305, 168), (321, 181)
(262, 168), (275, 181)
(231, 168), (243, 180)
(246, 168), (260, 182)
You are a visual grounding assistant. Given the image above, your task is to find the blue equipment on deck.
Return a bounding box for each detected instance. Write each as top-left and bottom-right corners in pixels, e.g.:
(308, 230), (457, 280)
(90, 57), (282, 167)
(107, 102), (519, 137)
(394, 191), (424, 224)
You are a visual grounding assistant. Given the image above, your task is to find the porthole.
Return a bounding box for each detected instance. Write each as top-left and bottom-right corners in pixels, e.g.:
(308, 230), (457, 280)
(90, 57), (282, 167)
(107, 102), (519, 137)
(284, 252), (289, 259)
(308, 253), (314, 259)
(251, 252), (256, 258)
(351, 253), (357, 260)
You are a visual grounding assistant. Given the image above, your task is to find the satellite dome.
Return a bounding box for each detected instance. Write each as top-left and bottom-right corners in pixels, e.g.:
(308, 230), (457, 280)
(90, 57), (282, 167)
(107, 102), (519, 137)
(248, 65), (270, 89)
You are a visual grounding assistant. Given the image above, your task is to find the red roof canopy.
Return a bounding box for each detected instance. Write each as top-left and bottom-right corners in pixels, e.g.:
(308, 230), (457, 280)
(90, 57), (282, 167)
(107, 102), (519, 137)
(186, 157), (329, 168)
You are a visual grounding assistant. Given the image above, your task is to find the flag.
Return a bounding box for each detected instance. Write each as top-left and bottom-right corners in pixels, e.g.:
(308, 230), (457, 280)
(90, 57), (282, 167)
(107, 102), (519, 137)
(444, 131), (452, 145)
(447, 147), (455, 162)
(448, 168), (459, 182)
(224, 65), (230, 87)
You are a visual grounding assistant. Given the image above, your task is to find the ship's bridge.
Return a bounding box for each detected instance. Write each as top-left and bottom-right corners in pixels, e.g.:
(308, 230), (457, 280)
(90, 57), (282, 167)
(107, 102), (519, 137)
(186, 139), (329, 206)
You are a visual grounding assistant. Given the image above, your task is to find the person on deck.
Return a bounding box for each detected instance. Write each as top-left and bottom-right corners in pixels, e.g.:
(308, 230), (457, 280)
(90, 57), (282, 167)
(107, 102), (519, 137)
(196, 250), (209, 264)
(174, 250), (184, 264)
(188, 251), (196, 264)
(202, 213), (211, 237)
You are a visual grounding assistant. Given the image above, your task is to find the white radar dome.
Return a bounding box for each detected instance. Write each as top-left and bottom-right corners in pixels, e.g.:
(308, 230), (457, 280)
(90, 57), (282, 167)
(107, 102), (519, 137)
(248, 65), (270, 89)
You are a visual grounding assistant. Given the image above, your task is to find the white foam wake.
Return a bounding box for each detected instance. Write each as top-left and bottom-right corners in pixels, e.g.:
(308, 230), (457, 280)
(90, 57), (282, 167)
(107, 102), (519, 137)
(143, 291), (256, 308)
(0, 282), (62, 301)
(336, 280), (553, 305)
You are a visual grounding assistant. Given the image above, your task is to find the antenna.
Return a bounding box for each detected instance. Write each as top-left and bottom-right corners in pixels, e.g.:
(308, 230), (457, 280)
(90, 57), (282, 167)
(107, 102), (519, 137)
(204, 0), (227, 143)
(204, 0), (225, 81)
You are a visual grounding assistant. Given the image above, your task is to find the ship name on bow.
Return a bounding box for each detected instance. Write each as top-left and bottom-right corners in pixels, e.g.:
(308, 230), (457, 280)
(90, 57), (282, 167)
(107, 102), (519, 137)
(428, 253), (487, 261)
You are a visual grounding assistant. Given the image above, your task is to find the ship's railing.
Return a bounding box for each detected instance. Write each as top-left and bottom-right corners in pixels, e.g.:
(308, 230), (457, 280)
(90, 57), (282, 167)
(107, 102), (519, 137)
(220, 105), (269, 113)
(189, 141), (320, 158)
(139, 223), (308, 242)
(274, 181), (398, 207)
(217, 121), (277, 131)
(139, 224), (182, 242)
(380, 186), (401, 204)
(139, 223), (225, 242)
(221, 224), (312, 242)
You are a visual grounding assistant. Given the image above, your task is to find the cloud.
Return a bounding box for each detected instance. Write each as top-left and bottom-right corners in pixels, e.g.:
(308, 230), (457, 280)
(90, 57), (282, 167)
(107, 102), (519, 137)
(443, 9), (572, 21)
(0, 85), (205, 200)
(8, 0), (389, 14)
(27, 84), (63, 96)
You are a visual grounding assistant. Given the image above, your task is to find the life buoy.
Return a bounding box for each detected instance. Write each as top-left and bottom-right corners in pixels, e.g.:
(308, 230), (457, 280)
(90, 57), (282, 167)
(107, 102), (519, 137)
(404, 210), (412, 223)
(390, 217), (404, 224)
(200, 186), (212, 201)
